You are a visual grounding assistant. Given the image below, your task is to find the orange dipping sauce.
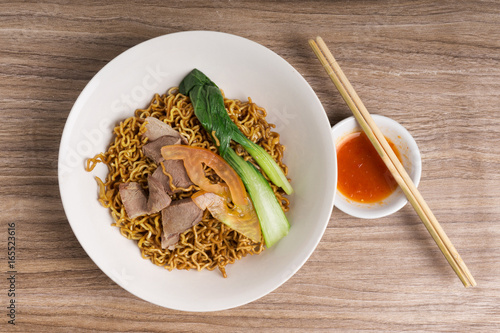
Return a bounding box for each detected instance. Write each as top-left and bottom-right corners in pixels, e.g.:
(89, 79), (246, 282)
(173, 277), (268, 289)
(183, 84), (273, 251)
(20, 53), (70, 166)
(337, 131), (402, 203)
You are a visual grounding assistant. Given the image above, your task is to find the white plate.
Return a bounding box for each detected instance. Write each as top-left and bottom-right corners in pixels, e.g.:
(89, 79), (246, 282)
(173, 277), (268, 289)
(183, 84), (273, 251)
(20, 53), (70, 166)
(58, 31), (336, 312)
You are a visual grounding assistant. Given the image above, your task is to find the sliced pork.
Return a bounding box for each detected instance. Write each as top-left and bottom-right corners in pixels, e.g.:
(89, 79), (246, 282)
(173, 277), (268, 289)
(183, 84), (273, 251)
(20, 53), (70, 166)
(118, 182), (148, 219)
(121, 117), (202, 245)
(161, 198), (203, 249)
(142, 136), (181, 164)
(146, 173), (172, 213)
(142, 117), (188, 144)
(151, 161), (193, 194)
(118, 177), (172, 220)
(141, 117), (194, 193)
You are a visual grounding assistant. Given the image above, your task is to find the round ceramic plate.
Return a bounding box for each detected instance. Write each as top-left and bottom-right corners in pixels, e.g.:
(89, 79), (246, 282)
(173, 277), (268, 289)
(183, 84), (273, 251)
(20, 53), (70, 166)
(58, 31), (336, 312)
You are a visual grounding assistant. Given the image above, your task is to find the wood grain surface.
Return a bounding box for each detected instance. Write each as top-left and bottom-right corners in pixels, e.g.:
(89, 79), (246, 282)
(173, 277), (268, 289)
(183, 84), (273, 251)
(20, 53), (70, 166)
(1, 0), (499, 332)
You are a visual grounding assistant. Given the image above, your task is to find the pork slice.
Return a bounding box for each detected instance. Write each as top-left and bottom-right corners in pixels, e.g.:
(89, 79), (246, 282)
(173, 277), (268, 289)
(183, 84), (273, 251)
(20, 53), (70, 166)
(161, 198), (203, 249)
(150, 166), (172, 194)
(143, 117), (188, 144)
(151, 161), (193, 194)
(142, 136), (181, 164)
(164, 159), (194, 189)
(119, 176), (172, 219)
(119, 182), (148, 219)
(146, 173), (172, 213)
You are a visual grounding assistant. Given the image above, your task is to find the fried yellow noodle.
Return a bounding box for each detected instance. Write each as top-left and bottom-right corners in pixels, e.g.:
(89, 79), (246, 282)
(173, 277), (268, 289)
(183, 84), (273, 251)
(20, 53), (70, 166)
(86, 87), (290, 277)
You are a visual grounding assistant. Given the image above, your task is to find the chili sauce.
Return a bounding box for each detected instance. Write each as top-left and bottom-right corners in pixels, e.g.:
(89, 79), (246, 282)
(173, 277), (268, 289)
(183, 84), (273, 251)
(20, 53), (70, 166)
(337, 131), (402, 203)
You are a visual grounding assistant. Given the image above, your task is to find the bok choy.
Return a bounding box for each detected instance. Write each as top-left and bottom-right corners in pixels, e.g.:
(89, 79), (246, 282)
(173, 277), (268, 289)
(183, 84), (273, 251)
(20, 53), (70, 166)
(179, 69), (293, 195)
(179, 69), (291, 247)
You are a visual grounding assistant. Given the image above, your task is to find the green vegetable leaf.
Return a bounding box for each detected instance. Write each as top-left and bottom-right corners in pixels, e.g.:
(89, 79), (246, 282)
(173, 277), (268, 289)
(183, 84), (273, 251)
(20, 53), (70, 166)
(224, 147), (289, 247)
(179, 68), (293, 195)
(179, 68), (292, 247)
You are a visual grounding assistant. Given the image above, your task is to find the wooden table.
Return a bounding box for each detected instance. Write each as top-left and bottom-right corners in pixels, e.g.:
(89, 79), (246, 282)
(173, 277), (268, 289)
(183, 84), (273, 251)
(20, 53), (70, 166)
(1, 1), (499, 331)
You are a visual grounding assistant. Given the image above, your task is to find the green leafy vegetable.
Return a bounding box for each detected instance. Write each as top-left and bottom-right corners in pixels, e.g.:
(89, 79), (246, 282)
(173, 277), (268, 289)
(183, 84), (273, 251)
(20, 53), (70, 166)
(179, 69), (293, 195)
(179, 68), (291, 247)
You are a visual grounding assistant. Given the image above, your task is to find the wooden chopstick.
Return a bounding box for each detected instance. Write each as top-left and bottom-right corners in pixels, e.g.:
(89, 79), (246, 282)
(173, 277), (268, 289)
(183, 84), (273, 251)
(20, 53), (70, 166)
(309, 36), (476, 287)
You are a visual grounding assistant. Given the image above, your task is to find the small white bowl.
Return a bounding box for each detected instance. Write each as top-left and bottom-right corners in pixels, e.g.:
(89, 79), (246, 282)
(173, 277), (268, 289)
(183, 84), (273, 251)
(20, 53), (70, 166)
(331, 115), (421, 219)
